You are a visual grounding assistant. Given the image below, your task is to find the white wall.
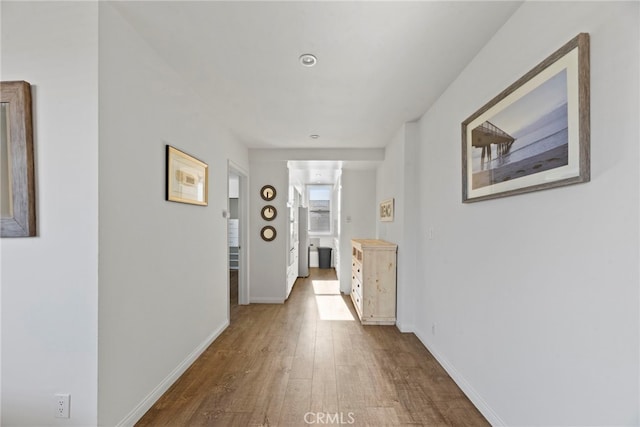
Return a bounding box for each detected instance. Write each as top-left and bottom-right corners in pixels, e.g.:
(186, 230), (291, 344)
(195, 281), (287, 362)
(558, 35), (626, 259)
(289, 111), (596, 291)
(1, 2), (99, 426)
(229, 173), (240, 199)
(411, 2), (639, 425)
(377, 126), (405, 243)
(98, 4), (249, 426)
(248, 160), (289, 303)
(376, 122), (419, 331)
(339, 169), (377, 294)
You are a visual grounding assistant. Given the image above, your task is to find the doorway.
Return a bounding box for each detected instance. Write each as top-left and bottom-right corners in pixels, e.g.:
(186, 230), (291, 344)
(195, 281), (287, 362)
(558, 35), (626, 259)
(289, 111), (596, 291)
(288, 161), (342, 294)
(228, 161), (249, 321)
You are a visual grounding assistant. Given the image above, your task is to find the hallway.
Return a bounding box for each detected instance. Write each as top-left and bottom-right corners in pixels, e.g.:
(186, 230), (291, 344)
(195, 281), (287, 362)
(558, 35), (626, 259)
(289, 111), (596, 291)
(136, 269), (487, 426)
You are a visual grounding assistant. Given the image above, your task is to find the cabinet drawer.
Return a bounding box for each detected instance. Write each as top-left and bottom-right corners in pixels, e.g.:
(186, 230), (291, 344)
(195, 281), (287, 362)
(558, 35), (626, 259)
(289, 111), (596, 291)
(352, 246), (363, 262)
(351, 288), (363, 315)
(352, 260), (363, 283)
(351, 274), (362, 299)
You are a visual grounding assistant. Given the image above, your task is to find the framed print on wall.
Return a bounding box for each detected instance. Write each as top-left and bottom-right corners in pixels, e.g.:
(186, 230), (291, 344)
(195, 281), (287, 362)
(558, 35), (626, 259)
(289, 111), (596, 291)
(380, 198), (394, 222)
(462, 33), (590, 203)
(166, 145), (208, 206)
(1, 81), (36, 237)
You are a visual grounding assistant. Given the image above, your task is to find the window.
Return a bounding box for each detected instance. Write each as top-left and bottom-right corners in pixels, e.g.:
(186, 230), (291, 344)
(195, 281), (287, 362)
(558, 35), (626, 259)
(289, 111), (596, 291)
(308, 185), (332, 233)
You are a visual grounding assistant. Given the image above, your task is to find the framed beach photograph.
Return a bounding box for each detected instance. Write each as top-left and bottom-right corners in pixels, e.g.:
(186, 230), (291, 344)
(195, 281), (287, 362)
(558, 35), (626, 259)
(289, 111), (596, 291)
(380, 198), (394, 222)
(166, 145), (208, 206)
(462, 33), (590, 203)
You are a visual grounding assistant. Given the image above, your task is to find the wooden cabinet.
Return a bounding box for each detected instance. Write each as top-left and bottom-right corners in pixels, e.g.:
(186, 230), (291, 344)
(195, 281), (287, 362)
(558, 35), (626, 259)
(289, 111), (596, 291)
(350, 239), (397, 325)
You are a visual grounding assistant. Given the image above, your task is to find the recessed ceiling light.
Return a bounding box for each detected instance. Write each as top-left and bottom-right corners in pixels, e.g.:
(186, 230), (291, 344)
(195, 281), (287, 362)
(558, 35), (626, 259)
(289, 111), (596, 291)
(299, 54), (317, 67)
(310, 134), (319, 139)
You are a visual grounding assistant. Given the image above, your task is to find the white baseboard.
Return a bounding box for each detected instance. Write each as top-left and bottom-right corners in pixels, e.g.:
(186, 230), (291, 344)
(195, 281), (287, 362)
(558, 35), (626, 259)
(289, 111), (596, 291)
(395, 321), (414, 333)
(116, 320), (230, 427)
(250, 297), (284, 304)
(413, 327), (505, 427)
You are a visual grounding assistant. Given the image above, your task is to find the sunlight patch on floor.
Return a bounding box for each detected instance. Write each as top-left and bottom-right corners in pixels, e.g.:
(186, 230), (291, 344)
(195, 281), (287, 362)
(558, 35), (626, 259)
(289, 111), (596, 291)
(312, 279), (340, 295)
(314, 295), (355, 321)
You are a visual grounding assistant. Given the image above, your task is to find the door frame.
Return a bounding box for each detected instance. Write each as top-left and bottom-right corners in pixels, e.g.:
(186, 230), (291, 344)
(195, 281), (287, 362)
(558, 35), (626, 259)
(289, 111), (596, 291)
(228, 160), (249, 311)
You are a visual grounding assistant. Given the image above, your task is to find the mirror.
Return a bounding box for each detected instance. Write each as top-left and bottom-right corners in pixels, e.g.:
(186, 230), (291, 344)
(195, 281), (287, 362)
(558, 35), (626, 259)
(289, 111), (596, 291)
(1, 81), (36, 237)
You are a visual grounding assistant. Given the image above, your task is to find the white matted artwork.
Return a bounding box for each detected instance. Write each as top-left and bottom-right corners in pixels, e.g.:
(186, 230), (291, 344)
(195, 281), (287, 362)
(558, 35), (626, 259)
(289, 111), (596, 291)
(380, 198), (394, 222)
(462, 33), (590, 202)
(166, 145), (208, 206)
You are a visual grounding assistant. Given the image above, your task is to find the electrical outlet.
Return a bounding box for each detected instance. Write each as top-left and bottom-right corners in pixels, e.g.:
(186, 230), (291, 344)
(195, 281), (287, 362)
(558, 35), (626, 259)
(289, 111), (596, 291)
(55, 393), (70, 418)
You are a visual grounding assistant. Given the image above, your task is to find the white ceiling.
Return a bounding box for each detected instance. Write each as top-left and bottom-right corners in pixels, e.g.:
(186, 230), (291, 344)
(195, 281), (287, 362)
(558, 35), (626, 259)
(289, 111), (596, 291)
(289, 160), (343, 187)
(112, 1), (523, 152)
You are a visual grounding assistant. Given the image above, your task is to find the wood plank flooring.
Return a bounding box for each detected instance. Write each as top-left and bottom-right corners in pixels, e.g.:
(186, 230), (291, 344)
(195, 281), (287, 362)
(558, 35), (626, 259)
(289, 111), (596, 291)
(136, 268), (489, 426)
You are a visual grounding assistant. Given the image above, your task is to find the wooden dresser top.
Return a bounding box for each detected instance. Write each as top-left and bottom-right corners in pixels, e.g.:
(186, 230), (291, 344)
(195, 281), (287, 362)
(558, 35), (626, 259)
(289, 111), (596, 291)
(352, 239), (397, 249)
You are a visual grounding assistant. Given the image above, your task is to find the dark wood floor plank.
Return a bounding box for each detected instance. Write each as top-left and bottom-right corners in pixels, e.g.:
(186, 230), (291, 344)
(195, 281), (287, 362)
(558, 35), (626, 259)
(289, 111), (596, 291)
(277, 378), (312, 426)
(310, 365), (339, 414)
(310, 325), (339, 414)
(289, 320), (317, 379)
(335, 363), (365, 410)
(246, 354), (292, 426)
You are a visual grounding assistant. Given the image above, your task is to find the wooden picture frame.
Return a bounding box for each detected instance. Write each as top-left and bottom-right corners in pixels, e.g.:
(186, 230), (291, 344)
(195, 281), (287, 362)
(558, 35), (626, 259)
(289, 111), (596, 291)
(166, 145), (208, 206)
(1, 81), (36, 237)
(462, 33), (590, 203)
(380, 198), (394, 222)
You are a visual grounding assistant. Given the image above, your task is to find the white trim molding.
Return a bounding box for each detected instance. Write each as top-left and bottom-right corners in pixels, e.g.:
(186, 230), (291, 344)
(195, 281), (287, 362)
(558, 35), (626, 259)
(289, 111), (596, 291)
(413, 328), (506, 426)
(250, 297), (285, 304)
(116, 321), (229, 427)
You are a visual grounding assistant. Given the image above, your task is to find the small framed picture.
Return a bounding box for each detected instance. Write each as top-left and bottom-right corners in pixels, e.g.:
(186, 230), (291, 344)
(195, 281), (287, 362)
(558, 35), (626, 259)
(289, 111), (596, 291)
(166, 145), (208, 206)
(380, 198), (394, 222)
